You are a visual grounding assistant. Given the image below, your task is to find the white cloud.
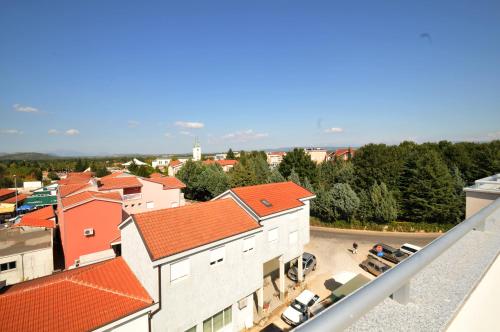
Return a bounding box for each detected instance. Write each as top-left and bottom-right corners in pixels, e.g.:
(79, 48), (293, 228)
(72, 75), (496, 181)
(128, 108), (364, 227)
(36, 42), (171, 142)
(65, 129), (80, 136)
(13, 104), (39, 113)
(324, 127), (344, 133)
(487, 131), (500, 139)
(0, 129), (23, 135)
(48, 129), (60, 135)
(221, 129), (268, 142)
(164, 132), (172, 137)
(128, 120), (140, 128)
(179, 131), (193, 136)
(175, 121), (205, 129)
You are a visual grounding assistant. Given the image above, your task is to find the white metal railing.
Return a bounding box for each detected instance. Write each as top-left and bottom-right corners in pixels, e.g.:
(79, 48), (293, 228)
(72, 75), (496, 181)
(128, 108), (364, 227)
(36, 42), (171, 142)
(295, 198), (500, 332)
(122, 193), (142, 201)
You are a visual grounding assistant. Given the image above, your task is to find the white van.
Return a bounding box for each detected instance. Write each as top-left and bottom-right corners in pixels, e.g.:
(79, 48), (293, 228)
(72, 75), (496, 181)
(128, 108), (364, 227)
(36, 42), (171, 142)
(281, 290), (320, 326)
(400, 243), (421, 255)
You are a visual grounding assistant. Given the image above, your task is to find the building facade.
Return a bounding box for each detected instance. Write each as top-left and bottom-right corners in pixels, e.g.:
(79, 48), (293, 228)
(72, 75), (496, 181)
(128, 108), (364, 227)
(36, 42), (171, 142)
(464, 174), (500, 218)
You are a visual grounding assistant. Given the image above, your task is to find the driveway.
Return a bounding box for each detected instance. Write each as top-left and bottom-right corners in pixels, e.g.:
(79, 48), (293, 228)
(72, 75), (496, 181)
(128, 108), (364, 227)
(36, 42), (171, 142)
(254, 227), (440, 331)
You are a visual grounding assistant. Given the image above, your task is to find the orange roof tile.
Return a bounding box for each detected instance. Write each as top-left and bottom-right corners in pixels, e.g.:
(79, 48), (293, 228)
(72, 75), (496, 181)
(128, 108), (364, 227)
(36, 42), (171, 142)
(2, 193), (28, 204)
(203, 160), (238, 167)
(100, 171), (124, 180)
(99, 176), (142, 190)
(169, 160), (183, 167)
(58, 172), (92, 185)
(15, 217), (55, 229)
(0, 257), (152, 332)
(61, 191), (122, 209)
(133, 199), (260, 260)
(23, 206), (55, 220)
(230, 182), (314, 217)
(0, 189), (16, 198)
(144, 176), (186, 189)
(59, 182), (91, 197)
(150, 172), (163, 178)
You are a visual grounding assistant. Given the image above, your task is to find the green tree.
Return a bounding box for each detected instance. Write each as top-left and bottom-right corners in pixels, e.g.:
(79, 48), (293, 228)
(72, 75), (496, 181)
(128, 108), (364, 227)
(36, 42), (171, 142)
(226, 148), (235, 159)
(400, 148), (462, 224)
(176, 160), (204, 199)
(269, 168), (285, 183)
(288, 169), (301, 186)
(229, 163), (255, 188)
(310, 188), (335, 221)
(318, 160), (354, 190)
(194, 165), (230, 200)
(48, 171), (60, 180)
(369, 182), (398, 223)
(279, 148), (317, 183)
(330, 183), (360, 221)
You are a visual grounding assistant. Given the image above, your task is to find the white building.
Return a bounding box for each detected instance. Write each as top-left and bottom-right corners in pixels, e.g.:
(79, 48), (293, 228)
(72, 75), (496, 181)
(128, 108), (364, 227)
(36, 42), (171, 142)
(266, 151), (286, 168)
(152, 157), (171, 170)
(120, 181), (315, 331)
(193, 138), (201, 161)
(463, 173), (500, 218)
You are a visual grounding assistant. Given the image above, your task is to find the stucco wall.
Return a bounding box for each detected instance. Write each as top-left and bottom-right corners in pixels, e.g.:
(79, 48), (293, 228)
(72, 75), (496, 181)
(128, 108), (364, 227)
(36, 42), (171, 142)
(0, 247), (53, 285)
(61, 200), (122, 268)
(105, 312), (149, 332)
(120, 179), (183, 214)
(465, 191), (499, 218)
(151, 232), (264, 332)
(121, 220), (158, 302)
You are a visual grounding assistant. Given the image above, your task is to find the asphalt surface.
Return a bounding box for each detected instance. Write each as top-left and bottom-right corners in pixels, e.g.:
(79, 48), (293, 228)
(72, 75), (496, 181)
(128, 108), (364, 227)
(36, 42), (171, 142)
(310, 227), (440, 248)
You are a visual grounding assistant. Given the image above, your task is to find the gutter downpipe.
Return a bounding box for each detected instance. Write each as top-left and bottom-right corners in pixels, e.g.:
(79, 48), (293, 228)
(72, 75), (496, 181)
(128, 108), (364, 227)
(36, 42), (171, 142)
(148, 266), (162, 332)
(296, 198), (500, 332)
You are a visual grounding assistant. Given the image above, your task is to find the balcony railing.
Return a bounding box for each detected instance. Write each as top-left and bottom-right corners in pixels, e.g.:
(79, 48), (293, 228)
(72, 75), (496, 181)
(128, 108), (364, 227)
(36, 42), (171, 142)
(295, 198), (500, 332)
(123, 193), (142, 201)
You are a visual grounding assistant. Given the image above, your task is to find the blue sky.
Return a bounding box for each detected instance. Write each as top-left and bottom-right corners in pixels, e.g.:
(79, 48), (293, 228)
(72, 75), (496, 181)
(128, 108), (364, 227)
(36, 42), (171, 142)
(1, 1), (499, 155)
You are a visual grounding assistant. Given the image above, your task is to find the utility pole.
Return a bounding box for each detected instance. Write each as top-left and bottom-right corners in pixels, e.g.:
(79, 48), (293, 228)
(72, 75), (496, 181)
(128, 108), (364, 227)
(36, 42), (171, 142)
(14, 174), (18, 216)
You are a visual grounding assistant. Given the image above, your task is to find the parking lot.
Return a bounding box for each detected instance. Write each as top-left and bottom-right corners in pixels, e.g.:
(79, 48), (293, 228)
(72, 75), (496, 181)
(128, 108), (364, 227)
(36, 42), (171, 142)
(255, 227), (439, 331)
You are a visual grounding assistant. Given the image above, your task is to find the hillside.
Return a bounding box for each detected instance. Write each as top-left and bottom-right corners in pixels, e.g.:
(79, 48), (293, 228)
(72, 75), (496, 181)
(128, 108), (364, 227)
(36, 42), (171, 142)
(0, 152), (60, 160)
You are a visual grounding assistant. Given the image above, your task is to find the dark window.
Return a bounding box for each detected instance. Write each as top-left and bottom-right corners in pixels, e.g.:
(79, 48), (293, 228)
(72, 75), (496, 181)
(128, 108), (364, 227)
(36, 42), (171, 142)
(0, 261), (16, 272)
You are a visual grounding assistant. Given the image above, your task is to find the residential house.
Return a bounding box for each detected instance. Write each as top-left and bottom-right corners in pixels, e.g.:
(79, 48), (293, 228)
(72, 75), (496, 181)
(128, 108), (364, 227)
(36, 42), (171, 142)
(0, 206), (56, 285)
(203, 159), (238, 172)
(304, 148), (327, 164)
(0, 257), (154, 332)
(214, 153), (227, 160)
(266, 152), (286, 168)
(1, 193), (28, 207)
(123, 158), (148, 167)
(327, 148), (355, 162)
(0, 189), (16, 202)
(168, 160), (185, 176)
(57, 191), (123, 269)
(152, 157), (171, 170)
(120, 181), (315, 331)
(98, 172), (186, 214)
(464, 174), (500, 218)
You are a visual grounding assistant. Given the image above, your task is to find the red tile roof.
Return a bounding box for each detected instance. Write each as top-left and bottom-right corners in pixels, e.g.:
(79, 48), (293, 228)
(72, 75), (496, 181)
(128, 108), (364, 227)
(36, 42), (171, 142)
(133, 199), (260, 260)
(100, 171), (124, 180)
(15, 217), (55, 229)
(230, 182), (315, 217)
(0, 189), (16, 198)
(203, 160), (238, 167)
(99, 176), (142, 190)
(61, 191), (122, 209)
(144, 176), (186, 189)
(169, 160), (183, 167)
(23, 206), (55, 220)
(2, 193), (28, 204)
(59, 182), (91, 197)
(0, 257), (152, 332)
(150, 172), (163, 178)
(58, 172), (92, 185)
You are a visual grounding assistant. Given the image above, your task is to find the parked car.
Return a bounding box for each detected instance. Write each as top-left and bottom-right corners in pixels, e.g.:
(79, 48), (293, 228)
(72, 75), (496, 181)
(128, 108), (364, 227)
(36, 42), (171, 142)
(281, 290), (320, 326)
(369, 243), (409, 264)
(309, 272), (371, 317)
(400, 243), (422, 255)
(287, 252), (317, 281)
(359, 255), (391, 276)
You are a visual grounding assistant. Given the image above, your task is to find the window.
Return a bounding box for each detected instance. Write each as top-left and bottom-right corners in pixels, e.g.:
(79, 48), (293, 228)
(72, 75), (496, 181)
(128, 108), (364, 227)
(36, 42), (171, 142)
(203, 306), (232, 332)
(170, 259), (190, 282)
(289, 231), (298, 245)
(268, 228), (278, 243)
(210, 246), (225, 266)
(0, 261), (16, 272)
(146, 201), (155, 209)
(242, 237), (255, 253)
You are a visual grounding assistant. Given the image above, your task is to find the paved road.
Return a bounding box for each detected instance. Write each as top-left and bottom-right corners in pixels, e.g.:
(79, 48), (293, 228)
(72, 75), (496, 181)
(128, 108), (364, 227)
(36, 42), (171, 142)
(310, 227), (440, 247)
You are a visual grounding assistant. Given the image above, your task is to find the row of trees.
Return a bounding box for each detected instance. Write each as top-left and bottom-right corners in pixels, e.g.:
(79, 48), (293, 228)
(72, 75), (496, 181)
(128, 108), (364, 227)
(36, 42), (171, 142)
(176, 140), (499, 225)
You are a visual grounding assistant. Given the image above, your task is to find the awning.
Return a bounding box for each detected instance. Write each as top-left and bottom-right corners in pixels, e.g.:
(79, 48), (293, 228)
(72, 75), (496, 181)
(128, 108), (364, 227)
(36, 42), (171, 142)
(17, 204), (34, 212)
(25, 195), (57, 207)
(0, 203), (16, 214)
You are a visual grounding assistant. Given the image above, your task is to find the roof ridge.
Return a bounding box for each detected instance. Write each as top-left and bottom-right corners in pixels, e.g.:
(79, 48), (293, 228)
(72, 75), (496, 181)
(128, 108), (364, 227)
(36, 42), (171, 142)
(67, 277), (151, 303)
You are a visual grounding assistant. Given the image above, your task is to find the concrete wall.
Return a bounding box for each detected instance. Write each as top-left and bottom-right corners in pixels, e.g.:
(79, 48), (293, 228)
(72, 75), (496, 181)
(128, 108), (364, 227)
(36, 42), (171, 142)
(0, 247), (53, 285)
(61, 200), (122, 269)
(151, 232), (264, 332)
(465, 191), (499, 218)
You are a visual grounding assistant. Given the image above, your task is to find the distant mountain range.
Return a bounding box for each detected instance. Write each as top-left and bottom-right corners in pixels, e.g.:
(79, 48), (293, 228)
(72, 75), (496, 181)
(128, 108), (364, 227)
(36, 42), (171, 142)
(0, 152), (61, 160)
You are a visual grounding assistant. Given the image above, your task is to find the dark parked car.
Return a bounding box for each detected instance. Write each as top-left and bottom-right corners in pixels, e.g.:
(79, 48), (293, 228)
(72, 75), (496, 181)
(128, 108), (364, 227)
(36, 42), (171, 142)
(369, 243), (409, 264)
(359, 255), (391, 276)
(287, 252), (317, 281)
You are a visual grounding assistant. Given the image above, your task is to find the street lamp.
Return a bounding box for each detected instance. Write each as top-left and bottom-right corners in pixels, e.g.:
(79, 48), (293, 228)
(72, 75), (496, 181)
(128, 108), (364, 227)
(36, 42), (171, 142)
(13, 174), (18, 216)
